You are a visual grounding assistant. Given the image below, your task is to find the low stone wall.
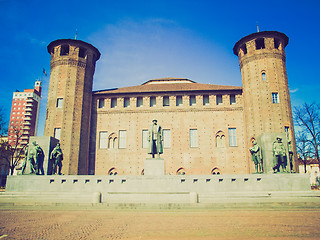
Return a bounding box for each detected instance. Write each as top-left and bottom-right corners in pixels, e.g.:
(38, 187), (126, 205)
(4, 174), (313, 204)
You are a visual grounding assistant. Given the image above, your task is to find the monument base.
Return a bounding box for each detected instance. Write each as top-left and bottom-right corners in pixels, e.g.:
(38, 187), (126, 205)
(3, 174), (319, 205)
(144, 158), (165, 176)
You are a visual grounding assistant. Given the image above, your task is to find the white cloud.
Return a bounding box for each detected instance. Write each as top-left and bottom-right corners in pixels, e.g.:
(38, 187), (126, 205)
(290, 88), (299, 93)
(88, 19), (241, 91)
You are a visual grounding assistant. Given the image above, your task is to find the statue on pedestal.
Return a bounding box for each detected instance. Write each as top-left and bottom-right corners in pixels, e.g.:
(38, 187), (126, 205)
(50, 143), (63, 175)
(22, 141), (44, 175)
(249, 140), (263, 173)
(148, 119), (163, 158)
(272, 137), (287, 173)
(287, 140), (295, 173)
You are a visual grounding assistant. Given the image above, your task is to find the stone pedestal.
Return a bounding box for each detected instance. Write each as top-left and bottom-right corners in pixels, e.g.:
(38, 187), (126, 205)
(144, 158), (165, 176)
(257, 133), (289, 174)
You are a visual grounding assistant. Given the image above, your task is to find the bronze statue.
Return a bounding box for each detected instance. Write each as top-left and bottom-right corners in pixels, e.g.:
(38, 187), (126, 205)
(287, 140), (295, 173)
(272, 137), (287, 173)
(249, 140), (263, 173)
(22, 141), (43, 175)
(50, 143), (63, 175)
(148, 119), (163, 158)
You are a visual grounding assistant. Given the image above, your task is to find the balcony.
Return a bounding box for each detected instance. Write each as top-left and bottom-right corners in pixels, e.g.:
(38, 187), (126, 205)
(22, 126), (30, 130)
(23, 117), (31, 121)
(21, 135), (29, 140)
(25, 103), (33, 107)
(23, 121), (31, 125)
(26, 98), (33, 103)
(25, 112), (32, 116)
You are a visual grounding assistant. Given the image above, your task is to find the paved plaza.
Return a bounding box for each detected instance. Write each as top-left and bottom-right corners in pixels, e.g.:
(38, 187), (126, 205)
(0, 206), (319, 239)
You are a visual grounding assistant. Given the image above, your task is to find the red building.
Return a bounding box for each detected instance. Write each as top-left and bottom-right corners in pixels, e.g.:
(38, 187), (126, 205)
(8, 80), (42, 149)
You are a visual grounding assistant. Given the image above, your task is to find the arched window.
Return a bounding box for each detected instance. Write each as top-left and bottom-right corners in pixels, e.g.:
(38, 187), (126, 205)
(261, 72), (266, 81)
(176, 168), (186, 175)
(211, 167), (221, 175)
(108, 168), (118, 175)
(216, 131), (226, 148)
(108, 133), (118, 149)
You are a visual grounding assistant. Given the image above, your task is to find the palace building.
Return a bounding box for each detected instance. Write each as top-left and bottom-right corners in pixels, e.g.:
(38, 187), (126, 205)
(44, 31), (297, 175)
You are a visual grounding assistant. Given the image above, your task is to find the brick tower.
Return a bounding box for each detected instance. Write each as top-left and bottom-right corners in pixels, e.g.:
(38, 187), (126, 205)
(45, 39), (100, 175)
(233, 31), (296, 172)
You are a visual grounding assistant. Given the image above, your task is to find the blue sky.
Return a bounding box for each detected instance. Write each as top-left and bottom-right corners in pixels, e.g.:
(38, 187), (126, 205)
(0, 0), (319, 135)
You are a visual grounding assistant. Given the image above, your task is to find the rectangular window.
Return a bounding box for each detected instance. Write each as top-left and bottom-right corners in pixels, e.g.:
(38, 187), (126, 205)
(228, 128), (237, 147)
(124, 97), (130, 108)
(137, 97), (143, 107)
(189, 129), (198, 148)
(99, 131), (108, 149)
(54, 128), (61, 140)
(60, 45), (69, 56)
(189, 95), (196, 106)
(230, 94), (236, 104)
(163, 96), (170, 106)
(176, 96), (183, 106)
(216, 95), (223, 105)
(142, 130), (148, 148)
(272, 93), (279, 103)
(118, 130), (127, 149)
(285, 126), (289, 133)
(150, 96), (156, 107)
(163, 129), (171, 148)
(111, 98), (117, 108)
(203, 95), (209, 105)
(79, 47), (86, 58)
(56, 98), (63, 108)
(255, 38), (265, 50)
(285, 126), (290, 139)
(98, 99), (105, 108)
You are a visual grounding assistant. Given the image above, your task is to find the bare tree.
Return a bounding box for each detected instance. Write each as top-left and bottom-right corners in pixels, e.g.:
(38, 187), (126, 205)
(296, 132), (311, 173)
(0, 126), (26, 175)
(294, 103), (320, 169)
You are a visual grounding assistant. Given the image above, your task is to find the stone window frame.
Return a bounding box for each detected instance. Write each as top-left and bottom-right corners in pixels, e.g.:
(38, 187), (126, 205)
(163, 96), (170, 107)
(203, 95), (209, 106)
(272, 92), (279, 104)
(108, 133), (118, 149)
(189, 129), (198, 148)
(99, 131), (108, 149)
(189, 95), (196, 106)
(56, 98), (63, 108)
(163, 129), (171, 148)
(136, 97), (143, 107)
(111, 98), (117, 108)
(216, 131), (226, 148)
(98, 98), (105, 109)
(150, 96), (156, 107)
(216, 94), (223, 105)
(228, 128), (237, 147)
(123, 97), (130, 108)
(118, 130), (127, 149)
(230, 94), (236, 105)
(176, 96), (183, 106)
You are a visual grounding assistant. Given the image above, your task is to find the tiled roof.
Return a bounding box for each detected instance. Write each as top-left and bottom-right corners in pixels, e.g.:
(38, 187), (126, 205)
(94, 78), (242, 95)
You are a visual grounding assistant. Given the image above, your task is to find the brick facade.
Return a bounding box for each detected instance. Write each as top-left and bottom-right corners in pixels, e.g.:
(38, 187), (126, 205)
(45, 31), (297, 175)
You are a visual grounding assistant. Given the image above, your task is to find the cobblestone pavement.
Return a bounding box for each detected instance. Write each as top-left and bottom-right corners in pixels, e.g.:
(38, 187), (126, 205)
(0, 208), (320, 240)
